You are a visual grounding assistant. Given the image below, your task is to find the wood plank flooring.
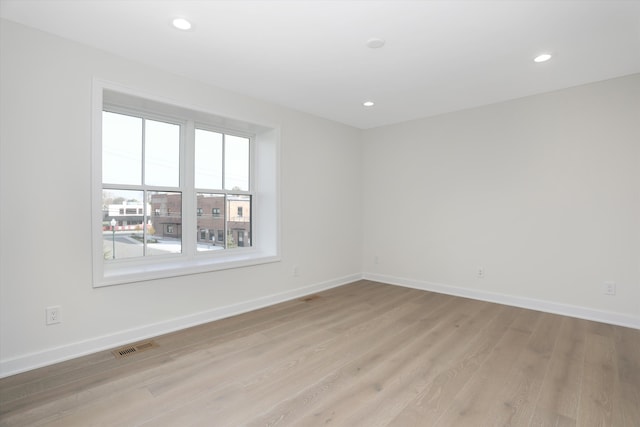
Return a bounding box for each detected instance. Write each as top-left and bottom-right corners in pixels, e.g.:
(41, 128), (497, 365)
(1, 280), (639, 426)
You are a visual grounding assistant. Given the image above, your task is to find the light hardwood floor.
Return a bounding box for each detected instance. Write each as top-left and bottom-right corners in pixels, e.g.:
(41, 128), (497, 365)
(1, 280), (639, 426)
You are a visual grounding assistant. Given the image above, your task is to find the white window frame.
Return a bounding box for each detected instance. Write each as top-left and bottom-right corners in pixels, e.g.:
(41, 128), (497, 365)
(91, 79), (280, 287)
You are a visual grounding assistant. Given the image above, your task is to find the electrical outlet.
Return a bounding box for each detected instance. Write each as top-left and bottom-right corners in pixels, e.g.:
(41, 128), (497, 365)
(374, 255), (380, 265)
(477, 267), (485, 279)
(46, 306), (61, 325)
(603, 281), (616, 296)
(292, 266), (299, 277)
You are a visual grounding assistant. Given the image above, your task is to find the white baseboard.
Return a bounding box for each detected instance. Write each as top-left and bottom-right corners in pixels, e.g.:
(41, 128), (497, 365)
(0, 273), (363, 378)
(363, 272), (640, 330)
(3, 271), (637, 378)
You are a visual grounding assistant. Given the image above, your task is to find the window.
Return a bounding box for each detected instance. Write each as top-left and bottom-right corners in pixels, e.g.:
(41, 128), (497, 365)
(195, 129), (252, 252)
(92, 82), (280, 287)
(102, 108), (182, 259)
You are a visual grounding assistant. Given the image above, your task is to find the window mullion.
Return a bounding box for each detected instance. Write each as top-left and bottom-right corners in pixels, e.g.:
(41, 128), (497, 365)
(143, 189), (147, 254)
(224, 194), (228, 249)
(221, 134), (227, 248)
(141, 119), (147, 256)
(221, 133), (226, 190)
(182, 119), (195, 257)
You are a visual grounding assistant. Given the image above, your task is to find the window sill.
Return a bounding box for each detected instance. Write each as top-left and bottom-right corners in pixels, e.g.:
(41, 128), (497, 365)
(95, 250), (281, 287)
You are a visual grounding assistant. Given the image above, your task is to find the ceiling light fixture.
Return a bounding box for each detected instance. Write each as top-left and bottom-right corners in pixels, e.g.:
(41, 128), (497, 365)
(366, 38), (385, 49)
(172, 18), (192, 31)
(534, 53), (552, 63)
(363, 101), (375, 107)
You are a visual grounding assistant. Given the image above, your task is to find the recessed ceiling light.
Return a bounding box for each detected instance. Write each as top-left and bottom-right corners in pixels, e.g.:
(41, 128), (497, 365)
(366, 38), (385, 49)
(172, 18), (192, 31)
(534, 53), (552, 63)
(363, 101), (375, 107)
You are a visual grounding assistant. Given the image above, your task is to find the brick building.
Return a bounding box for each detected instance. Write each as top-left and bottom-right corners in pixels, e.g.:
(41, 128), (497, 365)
(151, 193), (251, 248)
(103, 193), (251, 248)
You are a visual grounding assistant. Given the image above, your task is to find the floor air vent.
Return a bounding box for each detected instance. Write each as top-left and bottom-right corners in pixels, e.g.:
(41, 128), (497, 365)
(112, 340), (158, 359)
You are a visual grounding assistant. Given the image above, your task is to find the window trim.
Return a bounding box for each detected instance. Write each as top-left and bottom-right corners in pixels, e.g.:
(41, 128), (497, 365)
(91, 79), (281, 287)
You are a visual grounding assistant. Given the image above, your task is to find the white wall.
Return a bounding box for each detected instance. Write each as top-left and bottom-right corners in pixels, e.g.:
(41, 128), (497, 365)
(363, 73), (640, 326)
(0, 20), (363, 376)
(2, 18), (639, 378)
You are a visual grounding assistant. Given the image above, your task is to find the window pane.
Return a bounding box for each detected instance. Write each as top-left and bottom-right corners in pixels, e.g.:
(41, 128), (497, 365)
(224, 135), (249, 191)
(196, 193), (225, 252)
(145, 119), (180, 187)
(102, 189), (144, 259)
(102, 112), (142, 185)
(195, 129), (223, 189)
(226, 195), (251, 248)
(147, 191), (182, 255)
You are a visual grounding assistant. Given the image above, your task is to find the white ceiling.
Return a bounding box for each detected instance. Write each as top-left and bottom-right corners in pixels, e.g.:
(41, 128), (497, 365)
(2, 0), (640, 129)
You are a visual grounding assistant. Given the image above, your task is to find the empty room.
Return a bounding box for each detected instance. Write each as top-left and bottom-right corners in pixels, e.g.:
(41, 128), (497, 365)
(1, 1), (639, 426)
